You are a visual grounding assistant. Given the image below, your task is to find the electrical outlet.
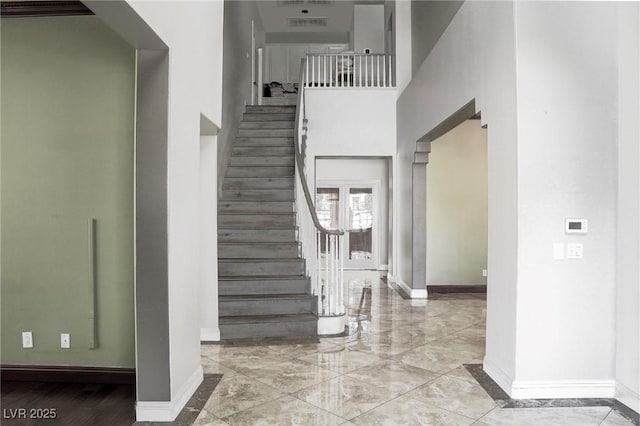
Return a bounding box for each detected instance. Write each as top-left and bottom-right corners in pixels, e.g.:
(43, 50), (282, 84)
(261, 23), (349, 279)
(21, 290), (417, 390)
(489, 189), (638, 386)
(22, 332), (33, 348)
(482, 269), (488, 277)
(61, 333), (70, 349)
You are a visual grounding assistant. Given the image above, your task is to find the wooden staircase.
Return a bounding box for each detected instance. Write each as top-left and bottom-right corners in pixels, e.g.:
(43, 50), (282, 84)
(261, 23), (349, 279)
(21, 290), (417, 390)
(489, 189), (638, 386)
(218, 105), (317, 339)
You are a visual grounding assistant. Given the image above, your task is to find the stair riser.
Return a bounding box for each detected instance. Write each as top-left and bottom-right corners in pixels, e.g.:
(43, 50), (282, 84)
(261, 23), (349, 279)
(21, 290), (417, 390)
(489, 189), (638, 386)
(232, 146), (294, 156)
(219, 261), (305, 276)
(219, 278), (309, 296)
(219, 244), (299, 259)
(239, 121), (294, 129)
(230, 156), (294, 167)
(226, 166), (294, 178)
(235, 137), (293, 147)
(223, 177), (293, 190)
(245, 106), (296, 114)
(219, 298), (315, 316)
(237, 129), (294, 138)
(220, 320), (316, 339)
(221, 189), (293, 201)
(218, 229), (296, 243)
(218, 214), (295, 227)
(243, 113), (295, 121)
(218, 201), (293, 214)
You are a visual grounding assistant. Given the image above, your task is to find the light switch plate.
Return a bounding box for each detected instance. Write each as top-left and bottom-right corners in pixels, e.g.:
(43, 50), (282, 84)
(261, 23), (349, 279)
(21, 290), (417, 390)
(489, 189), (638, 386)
(553, 243), (565, 260)
(22, 331), (33, 348)
(567, 243), (583, 259)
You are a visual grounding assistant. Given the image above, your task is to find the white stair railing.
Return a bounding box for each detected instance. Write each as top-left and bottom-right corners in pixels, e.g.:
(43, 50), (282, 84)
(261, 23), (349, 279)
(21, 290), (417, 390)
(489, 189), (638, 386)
(304, 53), (395, 88)
(294, 58), (346, 335)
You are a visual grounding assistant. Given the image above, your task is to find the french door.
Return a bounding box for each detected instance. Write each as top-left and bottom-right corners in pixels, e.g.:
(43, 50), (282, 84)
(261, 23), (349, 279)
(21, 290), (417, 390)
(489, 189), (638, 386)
(316, 182), (378, 270)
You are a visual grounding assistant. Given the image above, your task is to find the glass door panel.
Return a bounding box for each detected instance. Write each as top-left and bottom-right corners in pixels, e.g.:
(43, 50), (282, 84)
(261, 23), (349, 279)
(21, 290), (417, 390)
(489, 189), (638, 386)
(348, 188), (373, 266)
(316, 187), (339, 253)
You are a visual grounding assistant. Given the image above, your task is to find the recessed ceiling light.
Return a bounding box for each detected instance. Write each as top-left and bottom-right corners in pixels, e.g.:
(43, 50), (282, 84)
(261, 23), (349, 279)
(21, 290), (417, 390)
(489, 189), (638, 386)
(301, 9), (309, 14)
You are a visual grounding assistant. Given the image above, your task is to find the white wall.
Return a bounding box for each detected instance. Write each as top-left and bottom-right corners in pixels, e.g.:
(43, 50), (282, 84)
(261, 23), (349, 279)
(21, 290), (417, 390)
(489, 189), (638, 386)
(615, 2), (640, 413)
(396, 0), (519, 387)
(218, 0), (264, 192)
(125, 1), (224, 409)
(90, 0), (224, 420)
(354, 4), (385, 54)
(305, 89), (396, 158)
(393, 0), (412, 95)
(399, 0), (638, 402)
(200, 135), (219, 342)
(305, 88), (396, 198)
(427, 120), (487, 286)
(410, 0), (463, 77)
(512, 1), (618, 397)
(316, 158), (390, 269)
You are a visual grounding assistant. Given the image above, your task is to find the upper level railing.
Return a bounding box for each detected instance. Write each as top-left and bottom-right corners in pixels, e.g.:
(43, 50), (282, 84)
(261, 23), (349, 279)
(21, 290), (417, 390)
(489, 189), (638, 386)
(293, 58), (346, 335)
(303, 53), (395, 89)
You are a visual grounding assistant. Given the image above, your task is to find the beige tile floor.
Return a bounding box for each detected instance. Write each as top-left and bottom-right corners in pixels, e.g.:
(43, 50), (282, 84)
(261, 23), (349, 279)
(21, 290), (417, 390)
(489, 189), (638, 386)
(195, 273), (635, 426)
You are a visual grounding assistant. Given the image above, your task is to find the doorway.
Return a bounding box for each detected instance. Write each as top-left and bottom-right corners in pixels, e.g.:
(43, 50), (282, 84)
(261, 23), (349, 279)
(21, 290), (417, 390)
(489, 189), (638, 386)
(316, 182), (379, 270)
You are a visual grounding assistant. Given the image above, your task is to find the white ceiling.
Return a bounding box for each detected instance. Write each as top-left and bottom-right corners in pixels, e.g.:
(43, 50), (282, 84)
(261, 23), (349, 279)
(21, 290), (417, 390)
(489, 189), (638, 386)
(255, 0), (356, 33)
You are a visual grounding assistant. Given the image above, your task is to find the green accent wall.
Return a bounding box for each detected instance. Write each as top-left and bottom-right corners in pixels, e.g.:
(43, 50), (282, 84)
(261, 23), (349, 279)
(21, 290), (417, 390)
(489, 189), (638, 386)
(1, 16), (135, 367)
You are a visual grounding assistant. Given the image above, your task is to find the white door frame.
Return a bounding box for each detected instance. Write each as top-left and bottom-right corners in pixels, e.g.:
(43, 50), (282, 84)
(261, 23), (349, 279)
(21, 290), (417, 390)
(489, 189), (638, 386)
(317, 179), (380, 270)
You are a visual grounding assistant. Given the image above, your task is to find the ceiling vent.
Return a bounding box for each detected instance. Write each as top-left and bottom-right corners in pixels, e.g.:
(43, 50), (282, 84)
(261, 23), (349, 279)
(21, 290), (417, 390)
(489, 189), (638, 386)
(278, 0), (333, 4)
(287, 17), (328, 27)
(277, 0), (304, 5)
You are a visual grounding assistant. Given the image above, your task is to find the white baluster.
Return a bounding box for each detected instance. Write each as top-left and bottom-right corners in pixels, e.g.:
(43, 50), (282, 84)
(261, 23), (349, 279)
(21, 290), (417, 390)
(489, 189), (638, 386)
(323, 55), (326, 87)
(340, 235), (345, 314)
(383, 55), (386, 87)
(365, 55), (368, 87)
(317, 230), (321, 307)
(305, 57), (309, 87)
(325, 232), (329, 315)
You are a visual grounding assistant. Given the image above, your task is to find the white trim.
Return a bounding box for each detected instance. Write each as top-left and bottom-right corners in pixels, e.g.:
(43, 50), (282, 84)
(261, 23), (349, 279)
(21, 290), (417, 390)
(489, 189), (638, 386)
(483, 358), (617, 399)
(318, 314), (346, 335)
(616, 381), (640, 413)
(510, 380), (616, 400)
(377, 264), (389, 271)
(200, 327), (220, 342)
(136, 366), (203, 422)
(387, 274), (427, 299)
(483, 358), (514, 396)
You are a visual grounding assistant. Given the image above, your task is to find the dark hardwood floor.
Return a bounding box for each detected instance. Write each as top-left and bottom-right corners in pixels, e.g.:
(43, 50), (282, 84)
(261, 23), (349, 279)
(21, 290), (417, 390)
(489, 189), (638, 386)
(1, 381), (135, 425)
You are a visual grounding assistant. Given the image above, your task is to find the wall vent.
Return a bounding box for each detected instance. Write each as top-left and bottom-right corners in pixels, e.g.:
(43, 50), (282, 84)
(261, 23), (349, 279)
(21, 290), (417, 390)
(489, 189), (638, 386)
(287, 17), (328, 27)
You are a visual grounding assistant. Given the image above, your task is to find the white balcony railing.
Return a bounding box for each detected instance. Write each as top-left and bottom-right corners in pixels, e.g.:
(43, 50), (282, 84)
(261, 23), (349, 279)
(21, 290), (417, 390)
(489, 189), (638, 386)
(303, 53), (395, 89)
(293, 57), (346, 335)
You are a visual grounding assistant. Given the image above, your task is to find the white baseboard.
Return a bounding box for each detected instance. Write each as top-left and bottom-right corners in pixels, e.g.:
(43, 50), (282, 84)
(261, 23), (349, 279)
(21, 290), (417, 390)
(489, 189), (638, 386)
(318, 314), (346, 335)
(483, 358), (514, 396)
(510, 380), (616, 399)
(387, 274), (427, 298)
(200, 327), (220, 342)
(484, 358), (617, 400)
(616, 380), (640, 413)
(136, 366), (204, 422)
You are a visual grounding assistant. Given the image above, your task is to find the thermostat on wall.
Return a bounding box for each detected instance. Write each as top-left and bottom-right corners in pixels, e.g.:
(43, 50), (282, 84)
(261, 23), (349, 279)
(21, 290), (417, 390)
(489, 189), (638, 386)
(565, 218), (588, 234)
